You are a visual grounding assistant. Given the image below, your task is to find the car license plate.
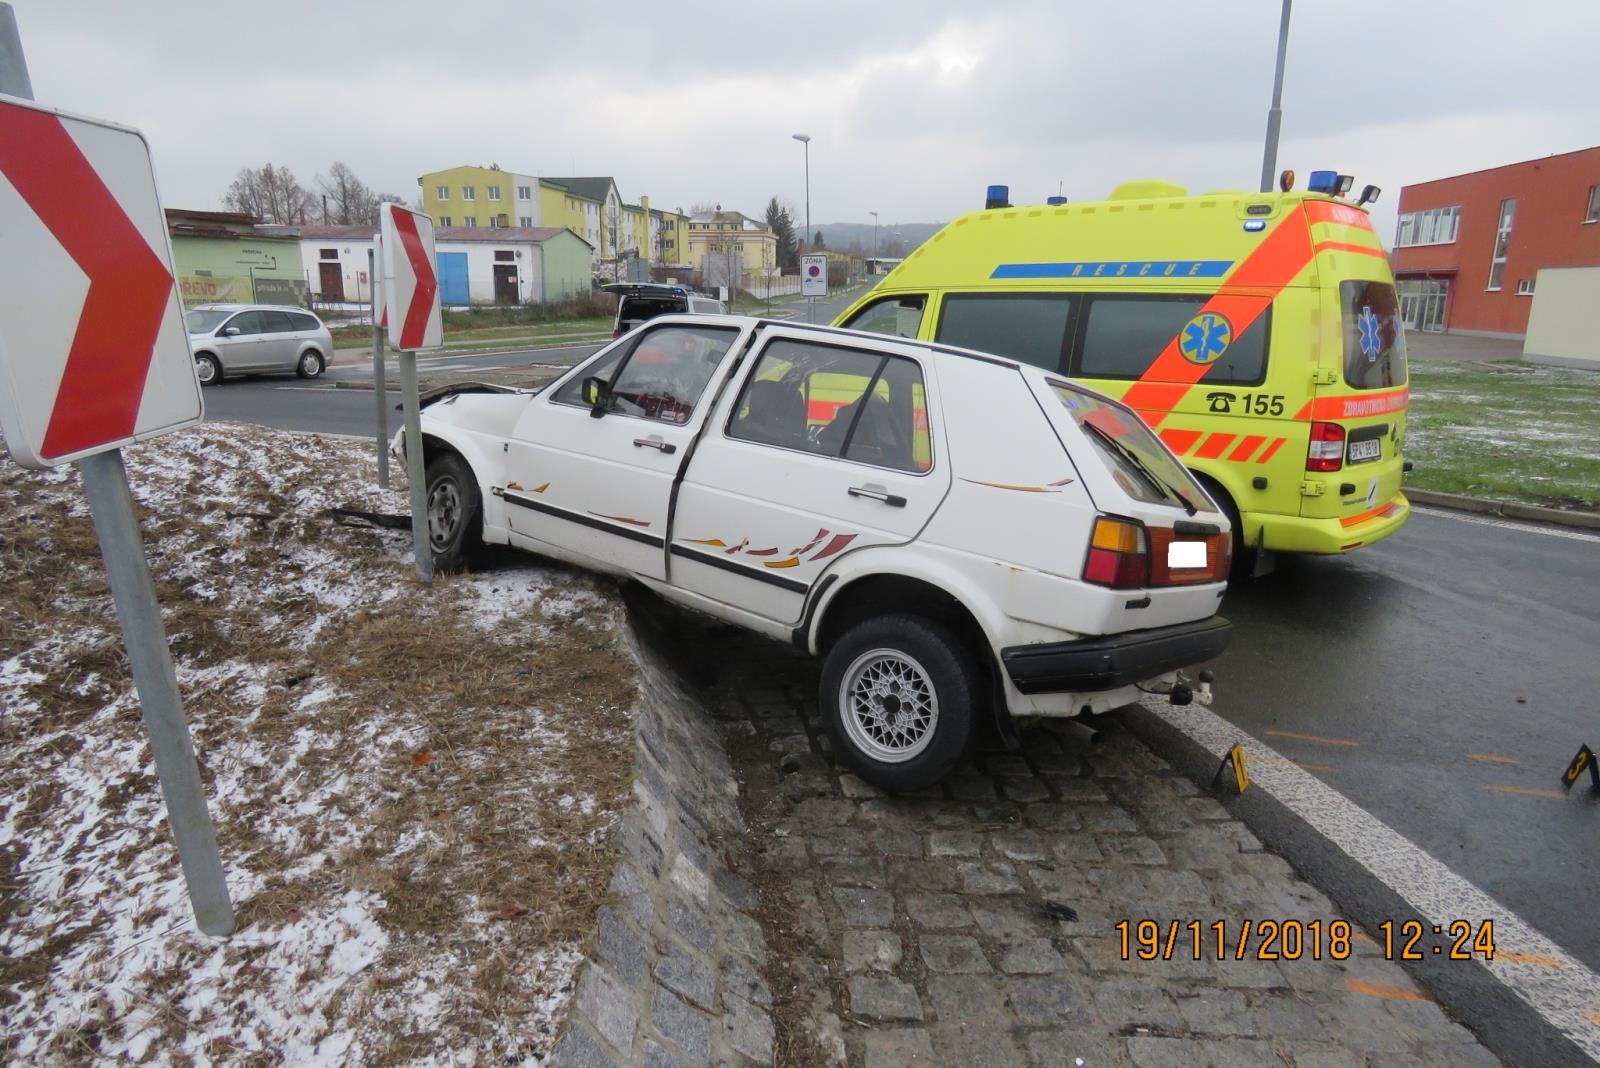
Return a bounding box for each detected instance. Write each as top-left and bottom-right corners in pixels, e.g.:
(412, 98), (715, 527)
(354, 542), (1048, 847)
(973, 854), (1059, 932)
(1168, 540), (1207, 570)
(1348, 439), (1382, 463)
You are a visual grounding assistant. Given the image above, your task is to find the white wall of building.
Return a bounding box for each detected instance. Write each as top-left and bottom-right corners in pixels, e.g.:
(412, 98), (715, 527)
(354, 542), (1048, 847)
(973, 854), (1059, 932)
(300, 236), (549, 306)
(1524, 267), (1600, 367)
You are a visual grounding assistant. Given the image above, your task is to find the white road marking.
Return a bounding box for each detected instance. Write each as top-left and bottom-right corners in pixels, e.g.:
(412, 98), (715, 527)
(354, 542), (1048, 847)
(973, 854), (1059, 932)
(1146, 696), (1600, 1060)
(1412, 506), (1600, 544)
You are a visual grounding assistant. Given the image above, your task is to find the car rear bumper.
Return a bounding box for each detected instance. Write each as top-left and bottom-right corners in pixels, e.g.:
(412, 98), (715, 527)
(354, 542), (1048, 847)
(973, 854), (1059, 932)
(1000, 616), (1232, 694)
(1259, 491), (1410, 554)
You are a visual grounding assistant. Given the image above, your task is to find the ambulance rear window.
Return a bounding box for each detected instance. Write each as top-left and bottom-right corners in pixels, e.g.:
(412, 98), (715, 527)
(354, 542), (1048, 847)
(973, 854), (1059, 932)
(1339, 281), (1407, 390)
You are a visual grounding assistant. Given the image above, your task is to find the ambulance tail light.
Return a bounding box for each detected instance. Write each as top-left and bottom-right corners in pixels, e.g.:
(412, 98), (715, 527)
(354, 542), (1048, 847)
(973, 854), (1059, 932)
(1083, 516), (1149, 589)
(1306, 421), (1346, 472)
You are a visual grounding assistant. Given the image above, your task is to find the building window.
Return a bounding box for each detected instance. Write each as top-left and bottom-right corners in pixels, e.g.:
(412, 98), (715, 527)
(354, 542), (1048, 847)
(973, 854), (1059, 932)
(435, 186), (449, 200)
(494, 250), (515, 262)
(1487, 198), (1514, 290)
(1517, 278), (1535, 296)
(319, 248), (338, 260)
(1394, 205), (1460, 247)
(1587, 184), (1600, 223)
(464, 218), (477, 228)
(519, 216), (533, 228)
(439, 216), (452, 227)
(462, 186), (476, 201)
(518, 185), (532, 200)
(488, 187), (501, 201)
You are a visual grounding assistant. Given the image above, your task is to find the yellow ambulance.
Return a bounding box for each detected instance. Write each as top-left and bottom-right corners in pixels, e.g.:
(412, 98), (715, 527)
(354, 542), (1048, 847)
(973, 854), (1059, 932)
(835, 173), (1410, 574)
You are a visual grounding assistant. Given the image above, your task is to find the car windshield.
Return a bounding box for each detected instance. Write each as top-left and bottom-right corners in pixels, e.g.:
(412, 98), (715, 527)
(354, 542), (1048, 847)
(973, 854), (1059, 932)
(1048, 381), (1215, 513)
(185, 309), (233, 333)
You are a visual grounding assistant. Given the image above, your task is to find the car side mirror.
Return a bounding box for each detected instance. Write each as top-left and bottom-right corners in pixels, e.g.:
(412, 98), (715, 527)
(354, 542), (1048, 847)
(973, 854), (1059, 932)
(583, 376), (611, 417)
(222, 326), (240, 337)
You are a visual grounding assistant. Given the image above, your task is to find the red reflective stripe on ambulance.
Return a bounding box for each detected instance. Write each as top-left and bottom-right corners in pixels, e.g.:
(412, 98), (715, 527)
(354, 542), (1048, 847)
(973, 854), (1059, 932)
(1159, 428), (1203, 454)
(1314, 240), (1387, 260)
(1341, 501), (1400, 528)
(808, 399), (847, 422)
(1194, 433), (1236, 459)
(1123, 208), (1316, 426)
(1303, 200), (1376, 231)
(1227, 434), (1267, 462)
(1311, 387), (1409, 421)
(1256, 438), (1287, 464)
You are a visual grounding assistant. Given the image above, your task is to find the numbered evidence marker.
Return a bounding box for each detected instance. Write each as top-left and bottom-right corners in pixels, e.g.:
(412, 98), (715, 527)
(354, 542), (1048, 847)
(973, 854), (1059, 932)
(1212, 742), (1249, 794)
(1560, 744), (1599, 792)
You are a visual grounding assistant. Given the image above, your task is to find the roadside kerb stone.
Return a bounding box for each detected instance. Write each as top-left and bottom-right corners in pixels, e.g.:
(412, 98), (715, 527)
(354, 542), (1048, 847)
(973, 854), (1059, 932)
(551, 622), (775, 1068)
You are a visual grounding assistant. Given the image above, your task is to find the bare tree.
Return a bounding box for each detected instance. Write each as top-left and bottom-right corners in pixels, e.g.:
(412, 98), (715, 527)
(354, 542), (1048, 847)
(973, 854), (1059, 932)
(222, 163), (315, 224)
(313, 162), (410, 225)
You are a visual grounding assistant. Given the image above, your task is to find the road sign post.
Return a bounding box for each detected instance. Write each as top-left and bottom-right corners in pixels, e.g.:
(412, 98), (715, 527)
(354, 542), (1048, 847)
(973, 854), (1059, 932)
(379, 203), (443, 582)
(368, 245), (389, 488)
(0, 7), (234, 935)
(802, 253), (828, 326)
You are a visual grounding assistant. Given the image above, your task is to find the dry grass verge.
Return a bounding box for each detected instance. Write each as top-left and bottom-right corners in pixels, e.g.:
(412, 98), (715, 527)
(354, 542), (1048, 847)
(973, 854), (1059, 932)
(0, 424), (637, 1064)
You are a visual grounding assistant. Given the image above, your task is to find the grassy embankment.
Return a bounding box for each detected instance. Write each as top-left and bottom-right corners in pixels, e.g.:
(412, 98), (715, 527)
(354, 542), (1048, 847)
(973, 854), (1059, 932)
(1404, 359), (1600, 511)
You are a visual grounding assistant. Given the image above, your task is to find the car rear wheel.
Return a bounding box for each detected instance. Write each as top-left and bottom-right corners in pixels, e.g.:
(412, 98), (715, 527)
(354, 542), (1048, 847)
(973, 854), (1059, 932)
(195, 354), (221, 386)
(424, 452), (482, 571)
(820, 614), (981, 792)
(296, 350), (324, 379)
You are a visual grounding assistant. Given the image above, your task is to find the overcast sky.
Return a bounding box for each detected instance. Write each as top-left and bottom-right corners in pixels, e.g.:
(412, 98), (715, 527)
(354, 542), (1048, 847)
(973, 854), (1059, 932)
(10, 1), (1599, 243)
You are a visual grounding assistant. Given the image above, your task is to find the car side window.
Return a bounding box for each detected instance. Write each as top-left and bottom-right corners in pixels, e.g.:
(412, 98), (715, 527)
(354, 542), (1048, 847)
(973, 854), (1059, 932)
(1072, 295), (1269, 385)
(225, 311), (265, 335)
(840, 295), (926, 339)
(261, 311), (297, 333)
(728, 338), (932, 473)
(288, 312), (321, 331)
(936, 293), (1073, 370)
(552, 325), (739, 424)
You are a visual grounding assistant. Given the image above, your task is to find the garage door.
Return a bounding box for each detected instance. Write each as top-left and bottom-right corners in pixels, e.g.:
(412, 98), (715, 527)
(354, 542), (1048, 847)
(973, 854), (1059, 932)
(437, 252), (469, 306)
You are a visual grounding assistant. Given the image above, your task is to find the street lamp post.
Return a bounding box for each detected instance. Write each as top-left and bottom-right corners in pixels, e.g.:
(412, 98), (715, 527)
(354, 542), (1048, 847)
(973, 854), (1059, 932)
(792, 133), (812, 322)
(1259, 0), (1293, 193)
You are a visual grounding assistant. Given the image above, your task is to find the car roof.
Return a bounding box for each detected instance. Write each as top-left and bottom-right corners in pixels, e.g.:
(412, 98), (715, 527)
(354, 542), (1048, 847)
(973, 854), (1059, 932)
(642, 313), (1028, 372)
(189, 303), (320, 314)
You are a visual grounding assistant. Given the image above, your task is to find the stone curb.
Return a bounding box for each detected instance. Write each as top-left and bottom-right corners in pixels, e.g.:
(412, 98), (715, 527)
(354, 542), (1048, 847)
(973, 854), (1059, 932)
(549, 613), (776, 1068)
(1405, 486), (1600, 531)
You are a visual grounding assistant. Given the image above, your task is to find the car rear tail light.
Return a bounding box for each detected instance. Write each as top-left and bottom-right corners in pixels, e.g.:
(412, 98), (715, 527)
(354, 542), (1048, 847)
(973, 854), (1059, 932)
(1083, 516), (1149, 589)
(1306, 421), (1346, 472)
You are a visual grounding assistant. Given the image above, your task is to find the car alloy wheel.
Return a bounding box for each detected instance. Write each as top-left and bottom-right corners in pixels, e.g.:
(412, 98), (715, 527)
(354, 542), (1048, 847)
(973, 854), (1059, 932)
(838, 647), (940, 763)
(195, 355), (218, 385)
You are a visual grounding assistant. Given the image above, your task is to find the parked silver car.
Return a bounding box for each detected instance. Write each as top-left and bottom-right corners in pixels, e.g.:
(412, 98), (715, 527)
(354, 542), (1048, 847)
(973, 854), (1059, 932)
(184, 304), (334, 385)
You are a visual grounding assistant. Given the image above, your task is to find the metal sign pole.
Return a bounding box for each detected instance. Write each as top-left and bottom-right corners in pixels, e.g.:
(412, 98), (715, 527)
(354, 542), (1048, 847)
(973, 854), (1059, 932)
(397, 350), (432, 582)
(368, 248), (389, 488)
(78, 452), (236, 935)
(1, 0), (233, 938)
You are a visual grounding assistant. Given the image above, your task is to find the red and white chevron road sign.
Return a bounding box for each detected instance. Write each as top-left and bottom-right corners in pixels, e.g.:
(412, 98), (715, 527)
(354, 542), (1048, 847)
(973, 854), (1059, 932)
(0, 96), (201, 470)
(380, 203), (441, 351)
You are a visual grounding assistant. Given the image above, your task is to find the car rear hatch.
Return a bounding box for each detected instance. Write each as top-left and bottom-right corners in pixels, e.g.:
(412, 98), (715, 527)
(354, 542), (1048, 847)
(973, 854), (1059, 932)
(1300, 279), (1409, 542)
(1025, 373), (1231, 628)
(601, 283), (689, 337)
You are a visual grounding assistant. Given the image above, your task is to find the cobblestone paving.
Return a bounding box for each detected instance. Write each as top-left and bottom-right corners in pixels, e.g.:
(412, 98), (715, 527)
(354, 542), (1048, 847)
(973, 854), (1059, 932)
(658, 613), (1503, 1068)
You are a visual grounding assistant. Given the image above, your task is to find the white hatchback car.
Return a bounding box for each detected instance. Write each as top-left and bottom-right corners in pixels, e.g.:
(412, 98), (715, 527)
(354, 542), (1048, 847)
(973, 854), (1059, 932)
(400, 315), (1232, 790)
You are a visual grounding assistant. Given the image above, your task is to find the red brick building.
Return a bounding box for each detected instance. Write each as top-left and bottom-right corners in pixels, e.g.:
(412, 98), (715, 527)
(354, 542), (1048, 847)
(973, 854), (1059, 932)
(1391, 146), (1600, 337)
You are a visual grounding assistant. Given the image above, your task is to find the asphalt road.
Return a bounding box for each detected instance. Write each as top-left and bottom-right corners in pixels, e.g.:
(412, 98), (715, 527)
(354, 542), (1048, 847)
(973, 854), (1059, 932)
(1208, 509), (1600, 975)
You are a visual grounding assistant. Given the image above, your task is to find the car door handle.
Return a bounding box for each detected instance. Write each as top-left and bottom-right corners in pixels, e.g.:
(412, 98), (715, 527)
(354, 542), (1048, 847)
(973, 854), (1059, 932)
(848, 484), (906, 507)
(633, 436), (677, 454)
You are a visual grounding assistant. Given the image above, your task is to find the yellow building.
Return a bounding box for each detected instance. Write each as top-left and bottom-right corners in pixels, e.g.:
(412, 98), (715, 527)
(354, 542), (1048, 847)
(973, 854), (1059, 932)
(650, 202), (691, 268)
(685, 207), (778, 286)
(419, 165), (542, 231)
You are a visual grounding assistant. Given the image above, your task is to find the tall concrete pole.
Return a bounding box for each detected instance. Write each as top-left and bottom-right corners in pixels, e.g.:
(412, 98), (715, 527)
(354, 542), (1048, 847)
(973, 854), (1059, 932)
(1259, 0), (1293, 193)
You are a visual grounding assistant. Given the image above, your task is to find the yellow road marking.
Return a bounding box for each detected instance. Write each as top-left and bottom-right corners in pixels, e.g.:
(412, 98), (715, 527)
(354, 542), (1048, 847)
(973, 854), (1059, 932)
(1266, 728), (1360, 748)
(1346, 978), (1428, 1002)
(1482, 784), (1568, 800)
(1498, 951), (1566, 969)
(1468, 753), (1520, 766)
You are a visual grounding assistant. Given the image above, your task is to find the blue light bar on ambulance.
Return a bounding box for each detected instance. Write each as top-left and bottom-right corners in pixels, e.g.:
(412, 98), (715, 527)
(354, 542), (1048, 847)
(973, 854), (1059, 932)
(986, 184), (1010, 209)
(1046, 196), (1068, 206)
(1307, 170), (1339, 194)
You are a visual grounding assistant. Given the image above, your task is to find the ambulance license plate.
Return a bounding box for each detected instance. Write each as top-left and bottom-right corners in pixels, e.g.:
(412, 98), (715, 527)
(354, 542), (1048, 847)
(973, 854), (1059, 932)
(1348, 439), (1381, 463)
(1168, 540), (1207, 570)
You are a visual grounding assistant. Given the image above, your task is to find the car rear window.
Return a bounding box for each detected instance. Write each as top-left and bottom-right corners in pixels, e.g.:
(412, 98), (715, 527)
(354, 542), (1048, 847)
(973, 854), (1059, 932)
(1339, 281), (1407, 390)
(288, 312), (321, 331)
(619, 296), (684, 327)
(1048, 381), (1216, 513)
(1075, 295), (1268, 386)
(936, 293), (1073, 370)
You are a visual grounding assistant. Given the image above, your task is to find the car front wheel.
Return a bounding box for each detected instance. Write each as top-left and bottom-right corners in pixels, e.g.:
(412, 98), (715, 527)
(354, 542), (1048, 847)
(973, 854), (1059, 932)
(424, 451), (482, 571)
(819, 614), (981, 792)
(296, 349), (324, 379)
